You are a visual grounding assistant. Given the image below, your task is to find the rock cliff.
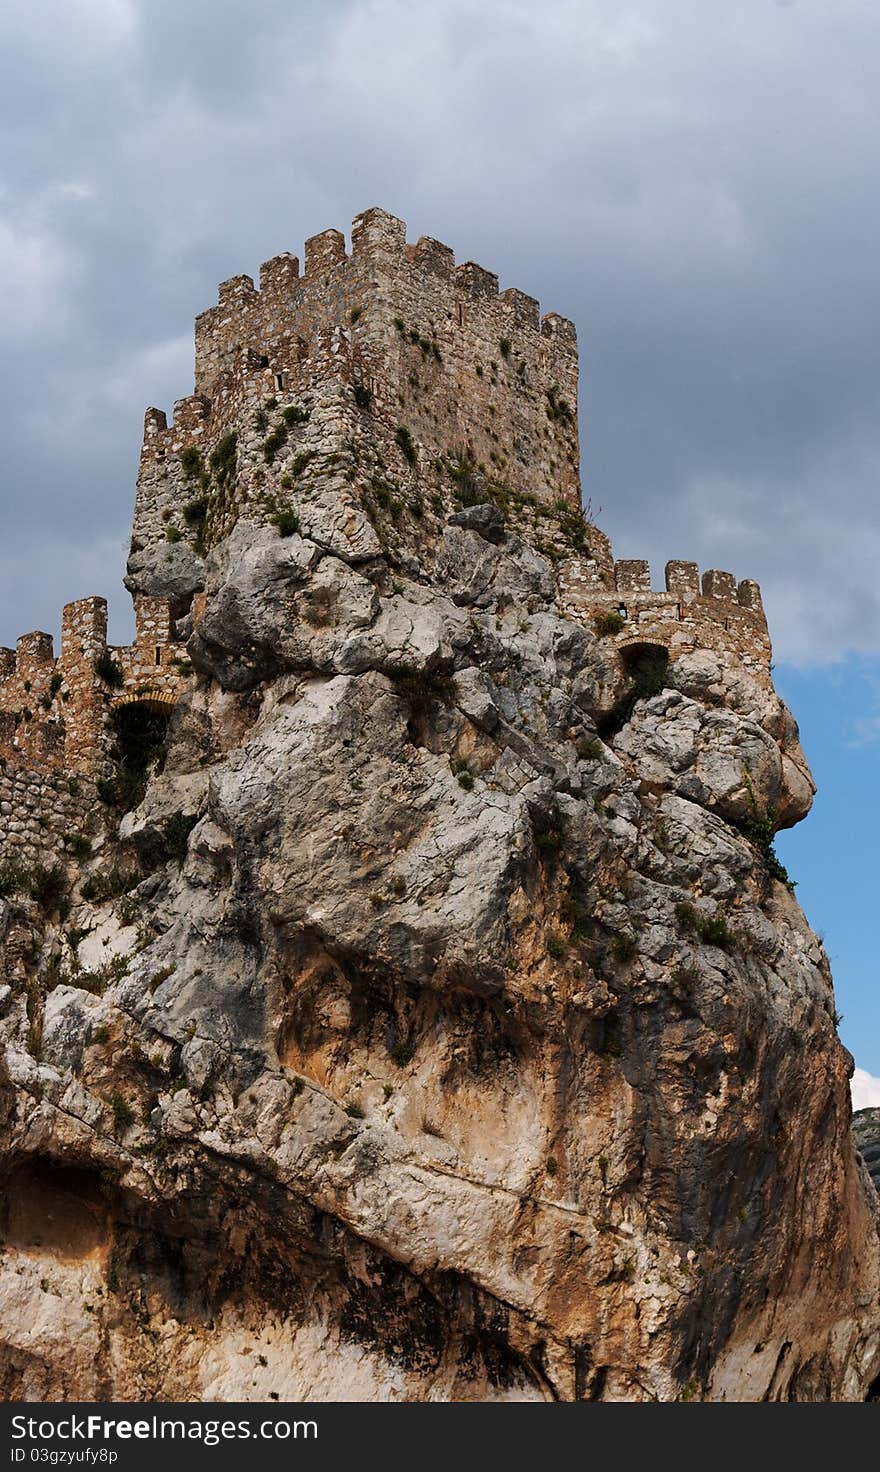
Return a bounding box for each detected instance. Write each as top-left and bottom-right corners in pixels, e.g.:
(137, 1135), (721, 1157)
(1, 211), (878, 1401)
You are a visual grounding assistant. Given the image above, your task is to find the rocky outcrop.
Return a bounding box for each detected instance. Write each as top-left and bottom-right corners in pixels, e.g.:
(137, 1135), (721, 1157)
(1, 205), (877, 1399)
(1, 493), (877, 1402)
(854, 1110), (880, 1196)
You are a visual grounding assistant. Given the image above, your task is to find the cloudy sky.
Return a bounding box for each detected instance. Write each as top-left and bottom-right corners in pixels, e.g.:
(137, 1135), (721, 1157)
(1, 1), (878, 1071)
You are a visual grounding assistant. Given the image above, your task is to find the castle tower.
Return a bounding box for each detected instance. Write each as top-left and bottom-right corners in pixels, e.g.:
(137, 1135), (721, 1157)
(126, 208), (582, 604)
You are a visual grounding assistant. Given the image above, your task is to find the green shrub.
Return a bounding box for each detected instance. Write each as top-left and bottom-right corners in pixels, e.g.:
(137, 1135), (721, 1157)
(272, 508), (300, 538)
(183, 496), (208, 526)
(736, 773), (794, 887)
(386, 664), (454, 718)
(165, 525), (182, 543)
(93, 650), (123, 687)
(110, 1092), (135, 1136)
(282, 403), (308, 426)
(499, 337), (511, 359)
(593, 610), (626, 638)
(345, 1102), (365, 1119)
(65, 832), (92, 859)
(98, 702), (172, 814)
(675, 900), (736, 952)
(547, 934), (566, 960)
(49, 671), (63, 698)
(675, 901), (698, 931)
(697, 915), (736, 952)
(576, 736), (603, 761)
(180, 446), (202, 478)
(446, 449), (482, 504)
(80, 865), (141, 903)
(738, 805), (792, 886)
(263, 427), (287, 463)
(531, 804), (567, 859)
(93, 1025), (110, 1045)
(148, 964), (175, 994)
(210, 432), (237, 480)
(671, 964), (700, 998)
(546, 385), (573, 422)
(390, 1039), (415, 1067)
(30, 865), (67, 914)
(0, 860), (32, 898)
(396, 425), (417, 465)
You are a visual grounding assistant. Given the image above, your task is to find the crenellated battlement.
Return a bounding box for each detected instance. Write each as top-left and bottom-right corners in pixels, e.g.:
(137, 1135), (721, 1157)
(0, 593), (189, 778)
(558, 555), (771, 678)
(134, 208), (579, 514)
(191, 206), (576, 401)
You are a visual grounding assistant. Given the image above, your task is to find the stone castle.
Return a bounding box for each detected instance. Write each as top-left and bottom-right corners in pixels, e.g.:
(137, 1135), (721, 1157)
(0, 207), (770, 862)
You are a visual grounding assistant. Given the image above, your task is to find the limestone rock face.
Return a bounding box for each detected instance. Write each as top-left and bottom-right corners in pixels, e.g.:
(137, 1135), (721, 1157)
(124, 539), (205, 602)
(854, 1110), (880, 1196)
(1, 488), (878, 1404)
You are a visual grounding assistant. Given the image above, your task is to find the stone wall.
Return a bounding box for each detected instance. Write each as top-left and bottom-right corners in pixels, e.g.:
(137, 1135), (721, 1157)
(559, 555), (772, 678)
(0, 595), (187, 778)
(192, 206), (579, 507)
(0, 762), (95, 870)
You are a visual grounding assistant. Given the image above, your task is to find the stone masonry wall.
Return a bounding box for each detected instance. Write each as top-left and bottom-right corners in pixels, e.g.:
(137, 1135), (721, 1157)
(0, 762), (95, 870)
(559, 554), (772, 679)
(0, 595), (187, 778)
(193, 207), (579, 508)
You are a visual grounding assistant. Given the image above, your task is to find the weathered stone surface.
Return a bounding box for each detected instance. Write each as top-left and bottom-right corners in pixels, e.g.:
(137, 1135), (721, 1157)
(614, 691), (785, 822)
(854, 1109), (880, 1196)
(124, 539), (205, 601)
(448, 502), (506, 543)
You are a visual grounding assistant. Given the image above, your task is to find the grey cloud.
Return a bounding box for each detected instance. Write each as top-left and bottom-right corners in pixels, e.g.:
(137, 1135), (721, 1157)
(1, 0), (878, 661)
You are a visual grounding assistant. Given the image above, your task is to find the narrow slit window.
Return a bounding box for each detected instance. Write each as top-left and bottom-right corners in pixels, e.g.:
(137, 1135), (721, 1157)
(155, 646), (162, 666)
(275, 371), (286, 391)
